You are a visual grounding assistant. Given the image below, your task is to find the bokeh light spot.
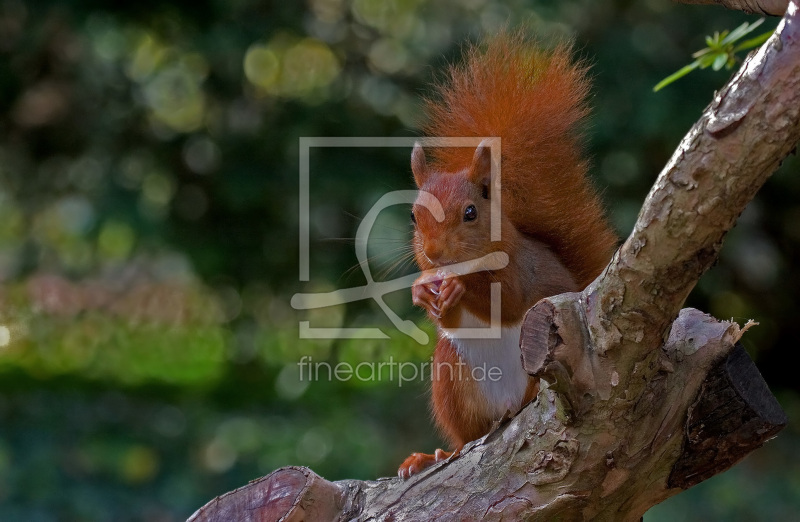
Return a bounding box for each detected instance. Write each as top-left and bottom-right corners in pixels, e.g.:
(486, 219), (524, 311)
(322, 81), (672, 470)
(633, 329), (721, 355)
(126, 33), (167, 82)
(143, 65), (206, 133)
(120, 445), (160, 484)
(244, 37), (340, 101)
(281, 39), (341, 97)
(244, 45), (280, 91)
(310, 0), (345, 23)
(368, 38), (408, 74)
(0, 326), (10, 347)
(296, 427), (332, 464)
(275, 363), (310, 400)
(203, 438), (237, 473)
(183, 136), (221, 174)
(97, 221), (136, 259)
(142, 173), (175, 207)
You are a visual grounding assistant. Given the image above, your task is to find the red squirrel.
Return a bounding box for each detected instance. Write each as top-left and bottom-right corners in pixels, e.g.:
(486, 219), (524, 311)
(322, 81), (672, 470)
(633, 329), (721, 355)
(398, 33), (618, 479)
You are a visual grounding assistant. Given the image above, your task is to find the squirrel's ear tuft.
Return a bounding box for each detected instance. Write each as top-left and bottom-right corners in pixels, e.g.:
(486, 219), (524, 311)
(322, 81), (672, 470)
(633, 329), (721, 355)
(469, 139), (495, 197)
(411, 142), (428, 187)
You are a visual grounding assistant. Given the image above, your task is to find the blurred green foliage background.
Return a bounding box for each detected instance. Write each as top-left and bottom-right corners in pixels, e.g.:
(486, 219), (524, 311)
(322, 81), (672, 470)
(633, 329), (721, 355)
(0, 0), (798, 520)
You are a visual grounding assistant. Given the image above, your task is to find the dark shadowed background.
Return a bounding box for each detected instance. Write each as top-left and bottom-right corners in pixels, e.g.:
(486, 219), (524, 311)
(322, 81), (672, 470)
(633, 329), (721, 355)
(0, 0), (798, 520)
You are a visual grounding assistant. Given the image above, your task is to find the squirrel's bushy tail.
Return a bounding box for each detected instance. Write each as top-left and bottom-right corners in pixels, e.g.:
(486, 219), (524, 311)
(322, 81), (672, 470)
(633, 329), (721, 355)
(423, 31), (617, 287)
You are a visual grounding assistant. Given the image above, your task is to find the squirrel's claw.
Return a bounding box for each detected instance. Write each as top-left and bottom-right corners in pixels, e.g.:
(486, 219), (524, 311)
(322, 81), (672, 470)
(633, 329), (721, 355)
(437, 276), (465, 316)
(398, 449), (454, 480)
(412, 277), (443, 318)
(412, 274), (465, 319)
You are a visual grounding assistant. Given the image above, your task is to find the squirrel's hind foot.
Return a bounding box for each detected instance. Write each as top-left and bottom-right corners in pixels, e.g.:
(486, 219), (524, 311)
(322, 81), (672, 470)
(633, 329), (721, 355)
(397, 448), (456, 480)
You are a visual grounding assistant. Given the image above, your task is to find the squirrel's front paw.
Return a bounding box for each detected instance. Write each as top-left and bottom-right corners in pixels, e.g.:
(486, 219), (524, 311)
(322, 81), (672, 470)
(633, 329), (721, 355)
(412, 276), (443, 318)
(437, 276), (465, 316)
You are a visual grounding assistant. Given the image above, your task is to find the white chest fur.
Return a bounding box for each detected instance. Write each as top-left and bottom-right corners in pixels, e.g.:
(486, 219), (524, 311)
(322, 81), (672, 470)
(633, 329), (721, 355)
(440, 312), (530, 420)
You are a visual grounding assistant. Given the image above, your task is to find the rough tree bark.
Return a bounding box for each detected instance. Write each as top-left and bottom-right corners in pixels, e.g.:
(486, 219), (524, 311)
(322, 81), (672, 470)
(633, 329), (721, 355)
(674, 0), (788, 16)
(188, 2), (799, 521)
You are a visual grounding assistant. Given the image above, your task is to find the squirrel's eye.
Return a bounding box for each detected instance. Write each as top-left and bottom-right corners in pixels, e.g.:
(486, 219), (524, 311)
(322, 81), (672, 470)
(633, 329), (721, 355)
(464, 204), (477, 222)
(410, 210), (416, 224)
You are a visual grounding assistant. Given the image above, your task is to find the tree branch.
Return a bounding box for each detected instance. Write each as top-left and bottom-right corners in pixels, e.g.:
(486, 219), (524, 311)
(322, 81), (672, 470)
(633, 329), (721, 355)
(668, 342), (787, 489)
(586, 0), (800, 363)
(187, 2), (799, 520)
(674, 0), (788, 15)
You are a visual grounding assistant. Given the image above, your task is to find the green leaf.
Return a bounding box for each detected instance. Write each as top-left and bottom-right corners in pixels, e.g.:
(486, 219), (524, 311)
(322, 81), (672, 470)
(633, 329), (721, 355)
(654, 19), (772, 94)
(732, 30), (773, 53)
(653, 61), (701, 92)
(721, 21), (752, 45)
(721, 18), (764, 45)
(692, 47), (713, 58)
(697, 52), (720, 68)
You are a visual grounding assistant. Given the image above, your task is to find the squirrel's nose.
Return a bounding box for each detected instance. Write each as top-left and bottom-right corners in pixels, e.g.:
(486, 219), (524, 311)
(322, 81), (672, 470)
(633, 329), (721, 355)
(424, 244), (444, 263)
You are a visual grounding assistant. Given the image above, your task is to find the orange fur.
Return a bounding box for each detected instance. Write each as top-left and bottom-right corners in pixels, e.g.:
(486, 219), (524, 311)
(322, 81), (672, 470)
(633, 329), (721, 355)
(431, 337), (540, 447)
(422, 32), (617, 287)
(398, 31), (617, 480)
